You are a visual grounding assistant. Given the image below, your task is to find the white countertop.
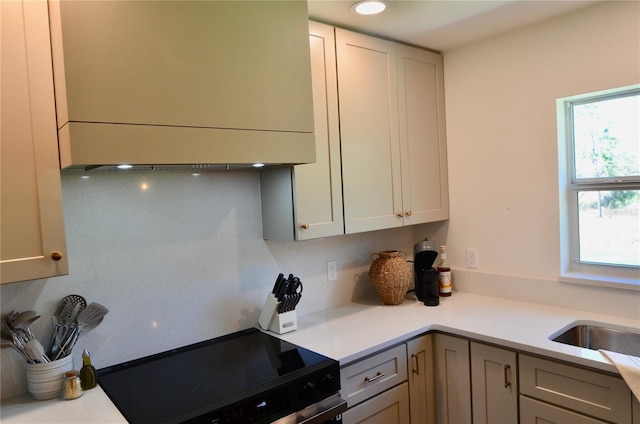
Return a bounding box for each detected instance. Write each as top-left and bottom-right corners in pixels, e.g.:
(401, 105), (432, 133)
(277, 292), (640, 373)
(2, 292), (638, 423)
(0, 386), (126, 423)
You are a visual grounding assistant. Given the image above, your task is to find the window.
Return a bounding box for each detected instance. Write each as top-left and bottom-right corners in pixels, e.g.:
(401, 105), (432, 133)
(557, 85), (640, 289)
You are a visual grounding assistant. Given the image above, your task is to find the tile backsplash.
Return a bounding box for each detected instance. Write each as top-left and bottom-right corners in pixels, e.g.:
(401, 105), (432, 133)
(0, 169), (415, 398)
(4, 167), (636, 400)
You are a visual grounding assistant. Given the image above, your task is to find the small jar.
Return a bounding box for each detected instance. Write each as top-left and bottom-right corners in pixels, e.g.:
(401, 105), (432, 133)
(63, 370), (83, 400)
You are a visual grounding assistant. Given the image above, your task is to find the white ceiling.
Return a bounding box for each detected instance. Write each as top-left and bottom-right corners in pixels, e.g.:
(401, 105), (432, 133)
(307, 0), (599, 51)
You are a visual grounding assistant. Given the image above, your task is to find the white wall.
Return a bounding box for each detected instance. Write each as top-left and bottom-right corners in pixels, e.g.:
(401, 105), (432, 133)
(433, 1), (639, 312)
(0, 170), (416, 398)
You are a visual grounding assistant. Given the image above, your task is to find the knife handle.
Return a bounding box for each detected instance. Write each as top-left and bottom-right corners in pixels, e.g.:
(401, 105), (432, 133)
(276, 279), (289, 301)
(293, 278), (303, 294)
(272, 273), (284, 294)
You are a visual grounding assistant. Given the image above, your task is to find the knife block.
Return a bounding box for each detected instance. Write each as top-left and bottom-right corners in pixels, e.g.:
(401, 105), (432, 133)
(258, 293), (298, 334)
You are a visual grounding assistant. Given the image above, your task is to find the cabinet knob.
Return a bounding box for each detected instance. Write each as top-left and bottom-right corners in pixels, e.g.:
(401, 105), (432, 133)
(396, 213), (403, 218)
(405, 211), (412, 217)
(51, 251), (63, 261)
(300, 223), (310, 230)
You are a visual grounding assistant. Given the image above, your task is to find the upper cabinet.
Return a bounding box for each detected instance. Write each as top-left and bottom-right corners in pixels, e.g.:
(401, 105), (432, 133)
(336, 30), (403, 233)
(337, 29), (449, 234)
(48, 0), (315, 168)
(261, 24), (449, 240)
(397, 45), (450, 225)
(261, 22), (344, 241)
(1, 0), (68, 284)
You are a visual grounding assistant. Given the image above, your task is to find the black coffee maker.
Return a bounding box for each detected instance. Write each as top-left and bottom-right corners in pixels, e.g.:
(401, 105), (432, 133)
(413, 239), (439, 306)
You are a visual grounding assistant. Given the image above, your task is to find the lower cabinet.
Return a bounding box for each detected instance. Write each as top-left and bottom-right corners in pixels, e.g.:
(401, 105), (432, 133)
(407, 335), (436, 424)
(434, 335), (518, 424)
(342, 382), (410, 424)
(521, 395), (609, 424)
(340, 339), (433, 424)
(519, 354), (632, 423)
(340, 333), (636, 424)
(470, 342), (518, 424)
(432, 334), (634, 424)
(433, 334), (471, 424)
(340, 344), (408, 408)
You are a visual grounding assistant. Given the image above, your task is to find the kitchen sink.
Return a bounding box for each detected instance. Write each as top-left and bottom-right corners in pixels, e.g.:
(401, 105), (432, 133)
(551, 323), (640, 356)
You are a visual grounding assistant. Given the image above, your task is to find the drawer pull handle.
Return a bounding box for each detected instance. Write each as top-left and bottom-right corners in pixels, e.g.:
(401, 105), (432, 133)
(411, 354), (419, 375)
(504, 364), (512, 388)
(365, 371), (386, 383)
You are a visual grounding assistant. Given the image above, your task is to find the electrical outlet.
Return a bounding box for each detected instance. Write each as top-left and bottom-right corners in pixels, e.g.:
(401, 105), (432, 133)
(327, 261), (337, 281)
(466, 248), (478, 269)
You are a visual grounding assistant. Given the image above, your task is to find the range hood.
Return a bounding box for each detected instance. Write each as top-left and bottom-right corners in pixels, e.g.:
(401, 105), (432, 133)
(57, 122), (316, 170)
(48, 0), (316, 169)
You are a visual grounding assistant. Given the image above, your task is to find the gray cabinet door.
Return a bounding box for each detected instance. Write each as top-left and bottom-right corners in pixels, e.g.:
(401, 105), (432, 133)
(434, 334), (472, 424)
(471, 342), (518, 424)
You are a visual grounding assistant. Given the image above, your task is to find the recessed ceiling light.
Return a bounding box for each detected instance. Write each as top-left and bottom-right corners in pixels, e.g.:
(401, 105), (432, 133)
(352, 0), (387, 15)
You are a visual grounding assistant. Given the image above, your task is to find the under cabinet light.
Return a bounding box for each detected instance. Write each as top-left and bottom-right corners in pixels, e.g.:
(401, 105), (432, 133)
(117, 164), (133, 170)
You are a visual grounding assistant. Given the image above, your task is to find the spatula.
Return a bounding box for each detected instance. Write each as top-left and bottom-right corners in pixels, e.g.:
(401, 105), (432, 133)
(77, 302), (109, 333)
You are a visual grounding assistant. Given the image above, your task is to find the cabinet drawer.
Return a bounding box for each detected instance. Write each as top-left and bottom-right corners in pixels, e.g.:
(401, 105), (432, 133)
(342, 382), (410, 424)
(520, 354), (631, 423)
(520, 396), (609, 424)
(341, 345), (408, 407)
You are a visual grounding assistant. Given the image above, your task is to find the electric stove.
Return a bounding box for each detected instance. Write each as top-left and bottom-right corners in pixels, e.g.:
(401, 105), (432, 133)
(98, 328), (343, 424)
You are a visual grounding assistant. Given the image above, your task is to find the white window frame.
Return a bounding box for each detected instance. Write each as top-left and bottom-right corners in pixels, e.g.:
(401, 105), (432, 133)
(557, 84), (640, 291)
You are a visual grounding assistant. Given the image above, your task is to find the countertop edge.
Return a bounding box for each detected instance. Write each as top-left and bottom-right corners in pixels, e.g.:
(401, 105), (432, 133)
(275, 292), (639, 375)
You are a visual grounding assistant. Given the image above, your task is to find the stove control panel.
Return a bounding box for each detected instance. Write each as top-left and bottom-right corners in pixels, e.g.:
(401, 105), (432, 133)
(296, 367), (341, 404)
(188, 364), (341, 424)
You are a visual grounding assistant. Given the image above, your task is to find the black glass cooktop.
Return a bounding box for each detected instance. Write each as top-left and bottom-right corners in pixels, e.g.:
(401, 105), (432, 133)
(98, 328), (338, 424)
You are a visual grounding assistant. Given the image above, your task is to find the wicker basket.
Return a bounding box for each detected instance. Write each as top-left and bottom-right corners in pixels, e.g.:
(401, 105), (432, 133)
(368, 250), (413, 305)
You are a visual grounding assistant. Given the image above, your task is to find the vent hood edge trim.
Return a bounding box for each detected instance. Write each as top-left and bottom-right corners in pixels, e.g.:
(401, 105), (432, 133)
(58, 121), (317, 169)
